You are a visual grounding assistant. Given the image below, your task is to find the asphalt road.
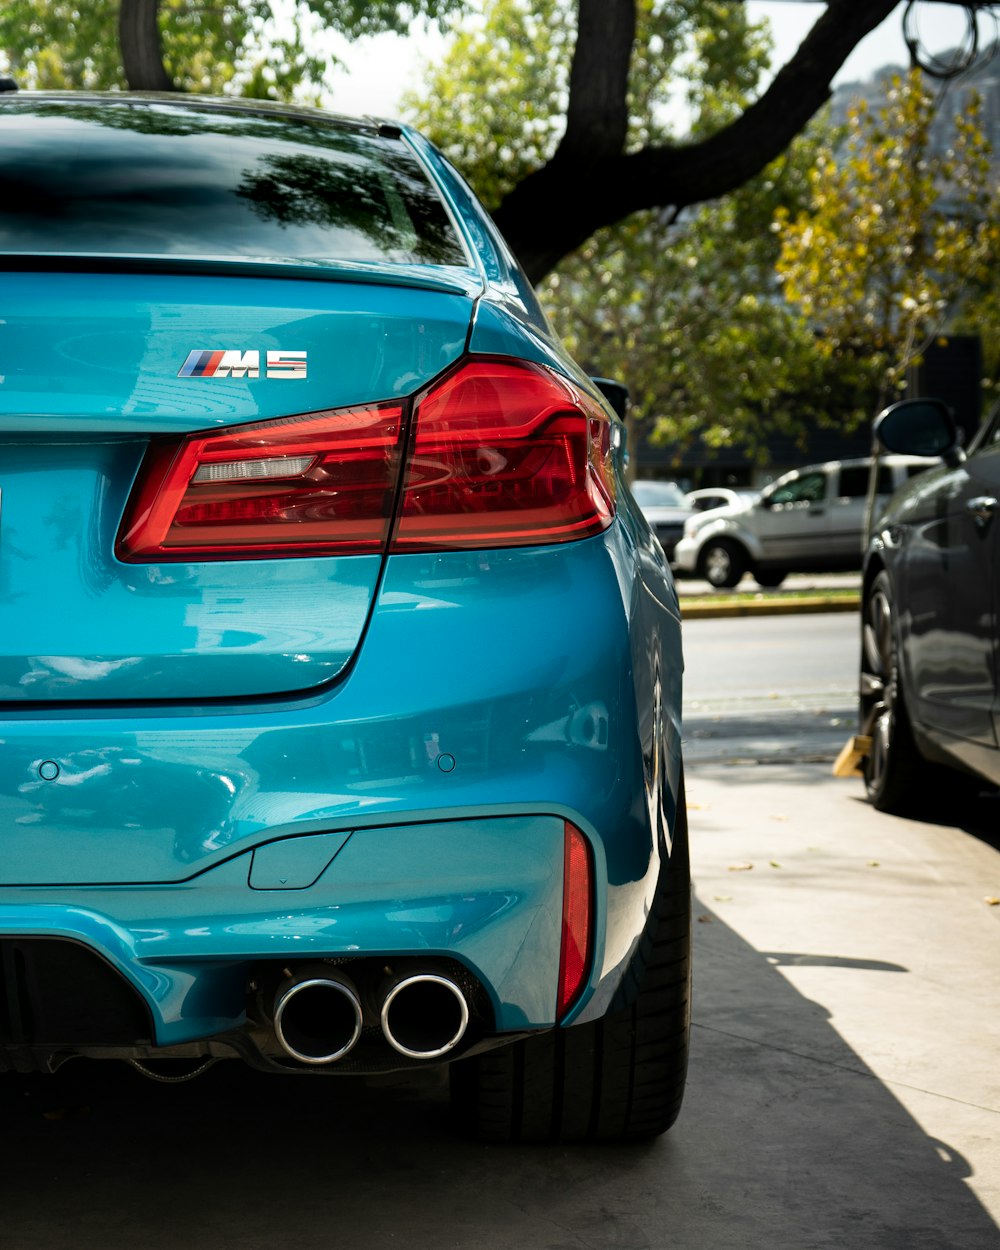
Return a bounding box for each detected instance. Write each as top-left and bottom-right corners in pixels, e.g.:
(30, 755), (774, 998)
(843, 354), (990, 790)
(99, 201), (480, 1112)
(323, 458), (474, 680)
(2, 612), (998, 1249)
(683, 610), (860, 765)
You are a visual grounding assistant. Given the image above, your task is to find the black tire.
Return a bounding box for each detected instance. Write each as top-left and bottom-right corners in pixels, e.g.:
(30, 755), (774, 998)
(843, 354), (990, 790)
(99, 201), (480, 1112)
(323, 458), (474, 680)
(450, 782), (692, 1144)
(699, 539), (746, 589)
(754, 569), (786, 588)
(861, 570), (928, 813)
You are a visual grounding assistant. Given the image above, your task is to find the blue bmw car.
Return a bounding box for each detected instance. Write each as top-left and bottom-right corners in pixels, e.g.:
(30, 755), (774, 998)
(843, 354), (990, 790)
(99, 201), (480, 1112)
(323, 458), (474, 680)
(0, 92), (688, 1142)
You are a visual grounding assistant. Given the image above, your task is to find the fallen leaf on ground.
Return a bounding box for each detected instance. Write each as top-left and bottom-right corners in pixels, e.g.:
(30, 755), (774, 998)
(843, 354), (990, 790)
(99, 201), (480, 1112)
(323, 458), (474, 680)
(869, 861), (881, 868)
(769, 860), (782, 869)
(769, 814), (789, 822)
(986, 897), (1000, 907)
(713, 894), (733, 902)
(42, 1106), (91, 1121)
(728, 862), (754, 872)
(697, 914), (714, 924)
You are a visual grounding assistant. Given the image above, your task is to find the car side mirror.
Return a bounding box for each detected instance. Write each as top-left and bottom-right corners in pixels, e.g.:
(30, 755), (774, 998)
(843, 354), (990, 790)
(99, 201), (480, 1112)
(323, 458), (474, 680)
(591, 377), (629, 421)
(874, 398), (963, 462)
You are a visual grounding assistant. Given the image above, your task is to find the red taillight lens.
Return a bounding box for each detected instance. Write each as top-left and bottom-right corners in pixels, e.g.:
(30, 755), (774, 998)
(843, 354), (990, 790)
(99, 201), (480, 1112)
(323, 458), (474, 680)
(116, 404), (404, 561)
(117, 358), (617, 563)
(558, 821), (593, 1019)
(393, 358), (616, 551)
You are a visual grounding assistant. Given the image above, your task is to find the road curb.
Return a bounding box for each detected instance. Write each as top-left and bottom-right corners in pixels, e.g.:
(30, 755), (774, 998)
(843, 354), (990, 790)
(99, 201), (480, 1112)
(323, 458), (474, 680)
(680, 596), (860, 620)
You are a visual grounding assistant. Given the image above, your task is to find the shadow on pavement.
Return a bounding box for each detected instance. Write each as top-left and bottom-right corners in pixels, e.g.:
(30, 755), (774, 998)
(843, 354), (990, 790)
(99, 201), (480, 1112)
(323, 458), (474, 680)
(1, 899), (995, 1250)
(845, 785), (1000, 853)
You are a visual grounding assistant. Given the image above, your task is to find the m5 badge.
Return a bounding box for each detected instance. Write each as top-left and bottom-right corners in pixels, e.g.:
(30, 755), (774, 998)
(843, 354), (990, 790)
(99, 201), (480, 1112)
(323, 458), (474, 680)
(178, 350), (307, 379)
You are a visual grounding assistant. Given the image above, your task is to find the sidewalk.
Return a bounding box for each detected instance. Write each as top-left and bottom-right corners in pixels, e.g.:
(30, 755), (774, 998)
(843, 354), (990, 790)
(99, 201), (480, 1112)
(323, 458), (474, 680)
(682, 760), (1000, 1245)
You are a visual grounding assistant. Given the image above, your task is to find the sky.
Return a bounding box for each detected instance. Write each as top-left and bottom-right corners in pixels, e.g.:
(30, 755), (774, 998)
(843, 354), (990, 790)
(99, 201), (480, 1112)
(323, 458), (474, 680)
(315, 1), (989, 118)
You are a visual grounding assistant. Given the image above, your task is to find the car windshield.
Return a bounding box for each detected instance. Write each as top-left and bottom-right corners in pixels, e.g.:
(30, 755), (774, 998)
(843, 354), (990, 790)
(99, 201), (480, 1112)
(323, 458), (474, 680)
(0, 99), (468, 267)
(632, 481), (686, 508)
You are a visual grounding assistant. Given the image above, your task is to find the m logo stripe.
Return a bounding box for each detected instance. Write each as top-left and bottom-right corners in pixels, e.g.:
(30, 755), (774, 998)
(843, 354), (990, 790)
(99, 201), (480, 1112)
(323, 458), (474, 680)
(178, 350), (207, 377)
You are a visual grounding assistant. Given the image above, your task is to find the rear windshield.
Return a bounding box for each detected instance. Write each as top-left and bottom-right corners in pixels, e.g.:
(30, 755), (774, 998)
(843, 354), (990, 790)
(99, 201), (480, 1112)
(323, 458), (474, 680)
(0, 99), (468, 267)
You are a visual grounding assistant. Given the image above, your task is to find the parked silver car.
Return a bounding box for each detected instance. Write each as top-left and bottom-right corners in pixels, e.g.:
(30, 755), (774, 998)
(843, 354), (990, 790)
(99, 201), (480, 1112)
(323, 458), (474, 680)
(673, 455), (937, 588)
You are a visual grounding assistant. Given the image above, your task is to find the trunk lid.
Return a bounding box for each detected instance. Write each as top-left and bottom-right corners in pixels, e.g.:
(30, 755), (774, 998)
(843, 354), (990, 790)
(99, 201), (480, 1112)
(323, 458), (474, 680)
(0, 269), (475, 702)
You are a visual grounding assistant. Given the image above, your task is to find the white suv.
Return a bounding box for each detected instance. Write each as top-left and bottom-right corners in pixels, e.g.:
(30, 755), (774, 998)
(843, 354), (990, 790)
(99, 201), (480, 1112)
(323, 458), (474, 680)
(672, 455), (936, 588)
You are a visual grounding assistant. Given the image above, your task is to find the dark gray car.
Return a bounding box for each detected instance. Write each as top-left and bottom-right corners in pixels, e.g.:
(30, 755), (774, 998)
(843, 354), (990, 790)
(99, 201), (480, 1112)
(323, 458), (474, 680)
(860, 398), (1000, 812)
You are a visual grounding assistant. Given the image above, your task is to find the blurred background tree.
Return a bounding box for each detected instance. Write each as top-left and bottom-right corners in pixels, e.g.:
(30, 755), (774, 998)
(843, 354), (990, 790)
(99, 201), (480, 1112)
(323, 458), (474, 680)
(406, 0), (876, 458)
(0, 0), (907, 280)
(4, 1), (997, 466)
(777, 68), (1000, 413)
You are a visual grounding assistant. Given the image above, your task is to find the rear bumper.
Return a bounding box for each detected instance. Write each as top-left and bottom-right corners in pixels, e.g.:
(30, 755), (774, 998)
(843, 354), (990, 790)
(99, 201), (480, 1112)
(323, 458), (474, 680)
(0, 526), (683, 1055)
(0, 814), (565, 1046)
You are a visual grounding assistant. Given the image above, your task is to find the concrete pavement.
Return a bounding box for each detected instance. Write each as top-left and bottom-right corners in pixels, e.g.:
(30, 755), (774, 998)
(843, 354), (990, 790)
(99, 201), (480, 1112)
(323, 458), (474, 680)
(684, 761), (1000, 1246)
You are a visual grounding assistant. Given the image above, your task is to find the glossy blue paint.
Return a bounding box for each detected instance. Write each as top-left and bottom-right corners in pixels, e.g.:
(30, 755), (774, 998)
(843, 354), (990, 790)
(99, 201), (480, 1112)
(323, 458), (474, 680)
(0, 272), (477, 433)
(0, 523), (682, 1030)
(0, 436), (383, 698)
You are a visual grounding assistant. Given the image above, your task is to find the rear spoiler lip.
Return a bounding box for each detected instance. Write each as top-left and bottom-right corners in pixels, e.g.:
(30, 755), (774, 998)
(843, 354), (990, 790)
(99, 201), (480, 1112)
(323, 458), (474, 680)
(0, 251), (484, 298)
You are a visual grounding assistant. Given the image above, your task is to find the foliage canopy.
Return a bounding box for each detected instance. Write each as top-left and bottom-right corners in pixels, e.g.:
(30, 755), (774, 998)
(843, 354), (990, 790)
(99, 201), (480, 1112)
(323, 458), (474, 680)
(777, 69), (1000, 409)
(0, 1), (463, 100)
(407, 0), (874, 459)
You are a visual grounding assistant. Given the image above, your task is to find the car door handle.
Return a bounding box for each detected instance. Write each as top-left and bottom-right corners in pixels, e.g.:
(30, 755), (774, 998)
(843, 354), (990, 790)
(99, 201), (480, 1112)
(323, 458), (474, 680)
(966, 496), (999, 527)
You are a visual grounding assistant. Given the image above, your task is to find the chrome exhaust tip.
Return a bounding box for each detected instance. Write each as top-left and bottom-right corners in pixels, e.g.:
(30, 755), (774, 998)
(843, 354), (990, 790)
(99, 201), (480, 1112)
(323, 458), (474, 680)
(274, 970), (363, 1065)
(380, 973), (470, 1059)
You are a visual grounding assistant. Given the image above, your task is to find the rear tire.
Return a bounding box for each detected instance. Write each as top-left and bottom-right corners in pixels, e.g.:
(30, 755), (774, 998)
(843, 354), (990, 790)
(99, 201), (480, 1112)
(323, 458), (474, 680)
(699, 540), (745, 589)
(450, 781), (692, 1143)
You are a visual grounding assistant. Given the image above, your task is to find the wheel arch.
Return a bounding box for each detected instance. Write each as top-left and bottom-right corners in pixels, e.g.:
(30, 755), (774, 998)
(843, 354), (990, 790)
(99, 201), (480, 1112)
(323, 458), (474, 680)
(694, 520), (763, 566)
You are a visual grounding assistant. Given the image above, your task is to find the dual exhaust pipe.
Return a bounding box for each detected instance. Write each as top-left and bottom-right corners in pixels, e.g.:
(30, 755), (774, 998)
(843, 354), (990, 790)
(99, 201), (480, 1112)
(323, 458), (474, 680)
(273, 965), (470, 1065)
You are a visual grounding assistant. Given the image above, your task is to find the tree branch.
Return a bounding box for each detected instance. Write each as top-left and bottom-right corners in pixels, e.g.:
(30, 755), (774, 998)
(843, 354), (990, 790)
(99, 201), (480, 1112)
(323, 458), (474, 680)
(494, 0), (900, 283)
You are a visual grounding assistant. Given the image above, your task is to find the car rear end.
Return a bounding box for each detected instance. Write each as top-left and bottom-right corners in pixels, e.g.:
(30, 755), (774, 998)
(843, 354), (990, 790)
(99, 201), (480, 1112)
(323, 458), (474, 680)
(0, 95), (686, 1139)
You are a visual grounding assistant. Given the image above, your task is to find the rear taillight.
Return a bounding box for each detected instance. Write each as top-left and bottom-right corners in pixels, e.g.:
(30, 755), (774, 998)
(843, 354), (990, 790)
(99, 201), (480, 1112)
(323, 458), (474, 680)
(116, 404), (404, 561)
(394, 358), (616, 551)
(117, 357), (616, 562)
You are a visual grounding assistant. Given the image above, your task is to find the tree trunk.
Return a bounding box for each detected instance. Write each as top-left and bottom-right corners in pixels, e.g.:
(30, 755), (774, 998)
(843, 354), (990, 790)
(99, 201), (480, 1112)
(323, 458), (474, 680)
(119, 0), (175, 91)
(494, 0), (900, 283)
